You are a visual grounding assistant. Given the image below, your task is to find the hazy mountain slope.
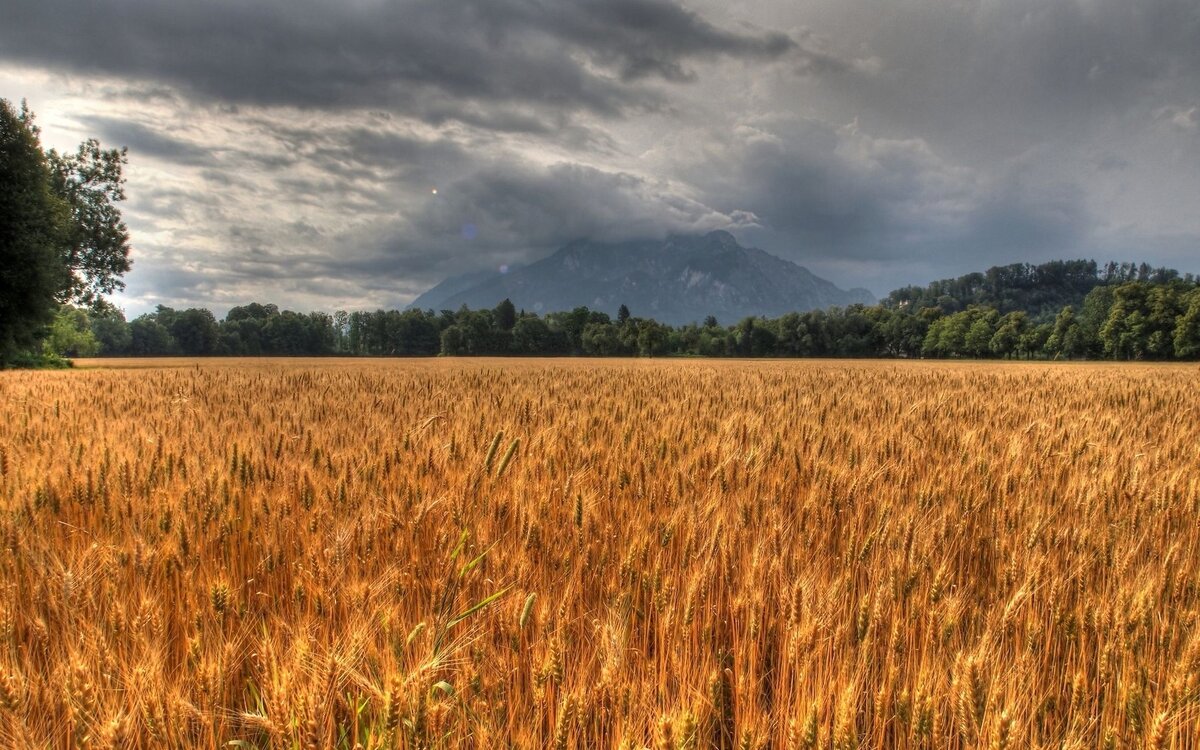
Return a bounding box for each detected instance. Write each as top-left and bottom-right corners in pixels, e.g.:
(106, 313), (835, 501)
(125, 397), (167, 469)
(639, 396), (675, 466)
(412, 231), (874, 324)
(408, 268), (507, 311)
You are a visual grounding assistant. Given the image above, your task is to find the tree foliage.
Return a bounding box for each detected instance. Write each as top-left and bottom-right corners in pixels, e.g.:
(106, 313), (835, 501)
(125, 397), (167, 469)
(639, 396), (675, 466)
(885, 259), (1191, 321)
(0, 100), (68, 363)
(0, 99), (131, 365)
(42, 306), (100, 357)
(47, 139), (132, 306)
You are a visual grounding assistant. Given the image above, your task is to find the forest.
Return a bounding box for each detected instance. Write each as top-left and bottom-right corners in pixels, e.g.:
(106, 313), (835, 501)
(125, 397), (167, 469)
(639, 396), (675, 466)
(48, 260), (1200, 361)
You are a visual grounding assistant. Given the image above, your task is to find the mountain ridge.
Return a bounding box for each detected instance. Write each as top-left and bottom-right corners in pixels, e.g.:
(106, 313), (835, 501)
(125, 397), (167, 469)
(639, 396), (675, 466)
(409, 231), (874, 324)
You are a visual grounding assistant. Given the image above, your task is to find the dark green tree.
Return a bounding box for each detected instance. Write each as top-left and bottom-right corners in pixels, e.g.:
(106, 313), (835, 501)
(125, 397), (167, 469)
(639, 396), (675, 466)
(129, 315), (175, 355)
(581, 322), (624, 356)
(1045, 306), (1083, 358)
(171, 308), (220, 355)
(221, 318), (265, 355)
(226, 302), (279, 322)
(636, 320), (670, 357)
(1076, 285), (1114, 356)
(876, 308), (927, 357)
(1145, 284), (1185, 358)
(831, 305), (882, 356)
(735, 317), (757, 356)
(440, 325), (467, 355)
(0, 100), (68, 363)
(544, 307), (597, 354)
(1100, 283), (1148, 360)
(923, 309), (971, 357)
(262, 311), (316, 355)
(511, 316), (554, 354)
(1175, 288), (1200, 359)
(1017, 322), (1052, 358)
(0, 99), (131, 365)
(89, 301), (131, 354)
(494, 298), (517, 331)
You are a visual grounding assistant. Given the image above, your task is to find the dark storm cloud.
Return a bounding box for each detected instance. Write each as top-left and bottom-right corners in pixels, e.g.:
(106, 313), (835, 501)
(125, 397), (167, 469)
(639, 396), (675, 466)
(684, 120), (973, 261)
(413, 160), (732, 248)
(104, 119), (749, 309)
(669, 115), (1105, 293)
(78, 115), (215, 166)
(5, 0), (1199, 312)
(963, 174), (1090, 258)
(307, 128), (469, 177)
(715, 126), (895, 252)
(0, 0), (797, 122)
(828, 0), (1200, 160)
(531, 0), (794, 82)
(317, 158), (748, 288)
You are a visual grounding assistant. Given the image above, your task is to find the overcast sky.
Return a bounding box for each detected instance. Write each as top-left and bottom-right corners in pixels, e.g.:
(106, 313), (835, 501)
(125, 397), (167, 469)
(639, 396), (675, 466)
(3, 0), (1198, 315)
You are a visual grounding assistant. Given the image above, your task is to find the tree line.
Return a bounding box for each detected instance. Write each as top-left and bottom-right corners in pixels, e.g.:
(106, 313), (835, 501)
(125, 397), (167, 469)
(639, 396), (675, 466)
(46, 276), (1200, 360)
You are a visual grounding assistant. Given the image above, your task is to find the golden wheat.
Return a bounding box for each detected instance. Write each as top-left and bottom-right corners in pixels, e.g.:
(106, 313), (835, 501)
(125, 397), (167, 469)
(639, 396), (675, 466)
(0, 357), (1197, 748)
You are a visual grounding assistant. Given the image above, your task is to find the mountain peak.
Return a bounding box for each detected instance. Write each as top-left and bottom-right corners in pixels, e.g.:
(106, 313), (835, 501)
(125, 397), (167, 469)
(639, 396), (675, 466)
(409, 233), (874, 323)
(703, 229), (738, 245)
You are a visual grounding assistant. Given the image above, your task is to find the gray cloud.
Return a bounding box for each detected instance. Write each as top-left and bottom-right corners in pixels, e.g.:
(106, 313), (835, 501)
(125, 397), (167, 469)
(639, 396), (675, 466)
(413, 160), (739, 248)
(78, 115), (215, 166)
(2, 0), (1198, 314)
(533, 0), (795, 82)
(293, 159), (754, 303)
(681, 120), (972, 257)
(0, 0), (798, 124)
(963, 172), (1090, 259)
(805, 0), (1200, 162)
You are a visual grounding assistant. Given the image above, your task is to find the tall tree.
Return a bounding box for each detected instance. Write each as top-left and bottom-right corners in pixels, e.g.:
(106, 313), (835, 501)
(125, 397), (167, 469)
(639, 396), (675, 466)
(129, 315), (175, 355)
(171, 308), (220, 355)
(494, 298), (517, 331)
(0, 99), (131, 364)
(0, 100), (68, 363)
(989, 311), (1028, 358)
(964, 309), (999, 357)
(47, 138), (132, 306)
(89, 301), (131, 354)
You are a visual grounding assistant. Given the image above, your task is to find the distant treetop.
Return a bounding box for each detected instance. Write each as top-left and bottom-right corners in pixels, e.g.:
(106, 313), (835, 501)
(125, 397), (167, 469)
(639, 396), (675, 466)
(884, 259), (1191, 322)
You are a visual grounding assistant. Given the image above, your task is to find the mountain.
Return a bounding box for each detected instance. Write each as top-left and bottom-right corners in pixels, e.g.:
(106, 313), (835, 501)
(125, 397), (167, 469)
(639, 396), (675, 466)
(409, 231), (874, 324)
(408, 268), (517, 312)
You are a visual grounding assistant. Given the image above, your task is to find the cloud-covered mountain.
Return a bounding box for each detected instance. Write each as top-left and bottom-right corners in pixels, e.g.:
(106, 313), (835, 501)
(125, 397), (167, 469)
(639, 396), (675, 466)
(410, 231), (874, 324)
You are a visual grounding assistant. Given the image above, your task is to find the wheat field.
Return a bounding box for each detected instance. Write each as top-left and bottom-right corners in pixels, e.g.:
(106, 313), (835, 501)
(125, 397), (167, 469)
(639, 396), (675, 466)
(0, 358), (1198, 749)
